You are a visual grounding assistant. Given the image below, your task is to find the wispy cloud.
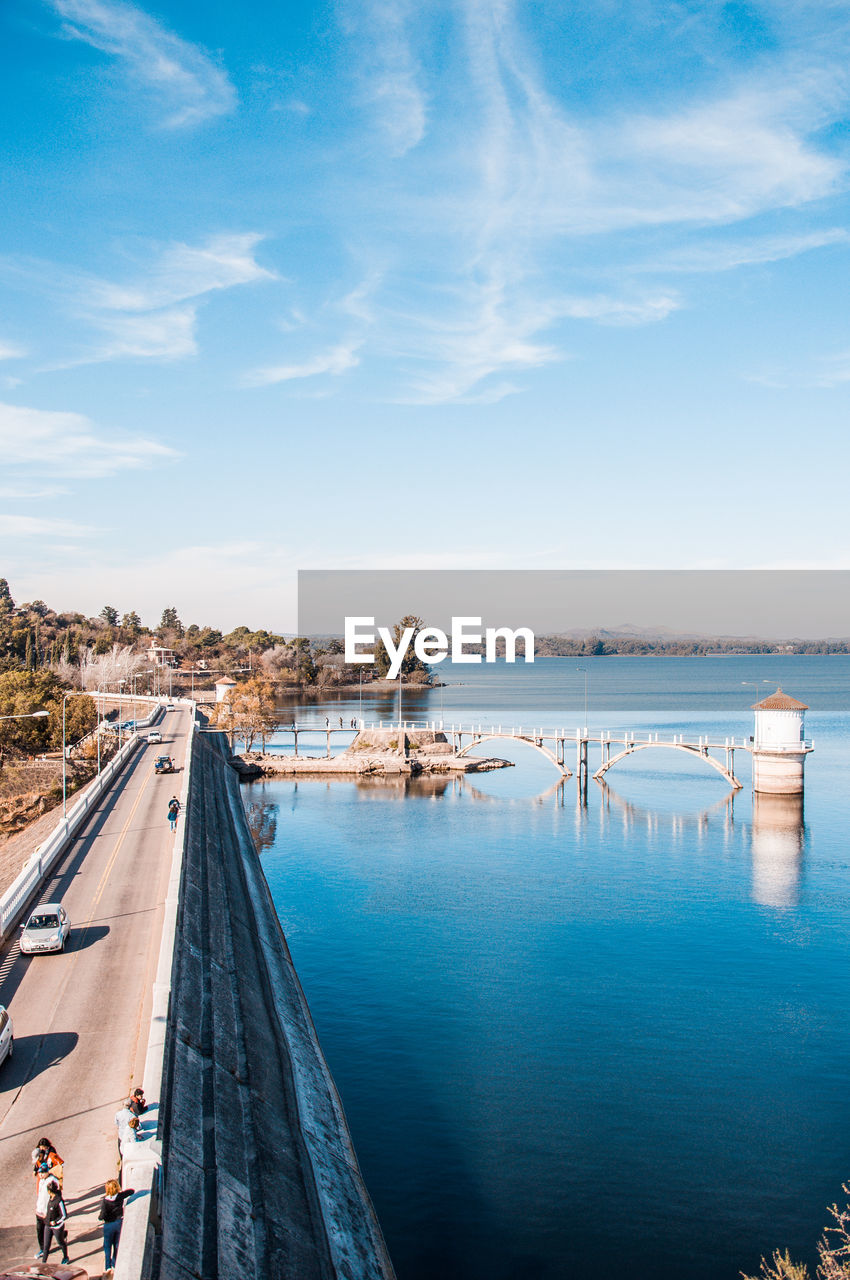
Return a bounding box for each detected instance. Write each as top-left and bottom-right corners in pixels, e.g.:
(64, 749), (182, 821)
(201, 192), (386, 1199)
(247, 341), (361, 386)
(0, 484), (70, 499)
(317, 0), (850, 402)
(632, 229), (849, 275)
(0, 400), (177, 478)
(355, 0), (427, 155)
(49, 0), (236, 127)
(0, 513), (95, 538)
(748, 346), (850, 389)
(87, 304), (199, 362)
(3, 232), (273, 368)
(87, 233), (276, 311)
(0, 340), (26, 360)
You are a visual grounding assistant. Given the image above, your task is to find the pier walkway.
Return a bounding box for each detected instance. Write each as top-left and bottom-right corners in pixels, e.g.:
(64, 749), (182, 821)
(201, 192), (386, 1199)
(267, 720), (810, 789)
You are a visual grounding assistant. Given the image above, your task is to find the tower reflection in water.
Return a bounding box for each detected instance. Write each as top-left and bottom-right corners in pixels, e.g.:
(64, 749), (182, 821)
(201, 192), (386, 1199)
(750, 792), (805, 908)
(516, 775), (805, 910)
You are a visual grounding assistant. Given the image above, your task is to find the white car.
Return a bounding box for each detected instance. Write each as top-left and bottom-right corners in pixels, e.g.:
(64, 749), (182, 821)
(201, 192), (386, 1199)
(165, 704), (176, 712)
(0, 1004), (12, 1066)
(148, 730), (163, 744)
(20, 903), (71, 954)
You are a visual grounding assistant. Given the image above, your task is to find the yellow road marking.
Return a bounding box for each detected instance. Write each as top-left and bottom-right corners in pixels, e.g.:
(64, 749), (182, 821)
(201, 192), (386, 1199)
(87, 760), (155, 914)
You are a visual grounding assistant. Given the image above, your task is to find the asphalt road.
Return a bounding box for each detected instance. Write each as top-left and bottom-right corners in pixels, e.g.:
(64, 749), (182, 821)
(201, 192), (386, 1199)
(0, 707), (191, 1277)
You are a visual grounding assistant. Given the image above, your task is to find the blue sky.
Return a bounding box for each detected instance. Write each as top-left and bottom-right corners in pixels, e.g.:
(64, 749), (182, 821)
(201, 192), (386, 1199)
(2, 0), (850, 630)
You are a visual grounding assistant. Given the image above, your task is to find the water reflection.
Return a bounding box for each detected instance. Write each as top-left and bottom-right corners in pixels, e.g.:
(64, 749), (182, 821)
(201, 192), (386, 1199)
(750, 792), (805, 908)
(244, 796), (280, 853)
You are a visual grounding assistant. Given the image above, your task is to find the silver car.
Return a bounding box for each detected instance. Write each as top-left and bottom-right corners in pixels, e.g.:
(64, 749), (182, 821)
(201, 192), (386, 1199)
(20, 903), (71, 954)
(0, 1004), (12, 1066)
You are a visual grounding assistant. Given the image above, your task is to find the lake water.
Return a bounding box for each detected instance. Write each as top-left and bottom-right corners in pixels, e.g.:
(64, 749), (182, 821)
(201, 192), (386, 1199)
(243, 656), (850, 1279)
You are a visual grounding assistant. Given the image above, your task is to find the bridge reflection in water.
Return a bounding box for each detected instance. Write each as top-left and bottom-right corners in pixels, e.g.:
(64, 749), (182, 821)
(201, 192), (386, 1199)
(462, 771), (806, 910)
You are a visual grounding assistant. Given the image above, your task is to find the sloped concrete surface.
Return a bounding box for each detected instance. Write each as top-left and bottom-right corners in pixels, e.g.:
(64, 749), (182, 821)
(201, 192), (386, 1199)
(156, 731), (395, 1280)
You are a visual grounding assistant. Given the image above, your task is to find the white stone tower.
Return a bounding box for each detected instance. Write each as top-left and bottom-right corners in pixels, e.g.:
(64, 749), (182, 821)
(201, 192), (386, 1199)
(215, 675), (237, 704)
(751, 689), (813, 794)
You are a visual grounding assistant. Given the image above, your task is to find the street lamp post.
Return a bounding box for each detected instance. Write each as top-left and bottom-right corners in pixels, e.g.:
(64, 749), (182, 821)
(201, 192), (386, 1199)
(62, 691), (96, 818)
(576, 667), (588, 731)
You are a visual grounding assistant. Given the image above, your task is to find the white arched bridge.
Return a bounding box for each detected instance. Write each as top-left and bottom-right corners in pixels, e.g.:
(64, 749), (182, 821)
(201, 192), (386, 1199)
(270, 720), (758, 789)
(440, 722), (746, 788)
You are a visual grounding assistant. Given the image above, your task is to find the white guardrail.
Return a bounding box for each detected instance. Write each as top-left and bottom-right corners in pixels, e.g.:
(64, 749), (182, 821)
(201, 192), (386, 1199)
(0, 702), (165, 943)
(116, 700), (196, 1280)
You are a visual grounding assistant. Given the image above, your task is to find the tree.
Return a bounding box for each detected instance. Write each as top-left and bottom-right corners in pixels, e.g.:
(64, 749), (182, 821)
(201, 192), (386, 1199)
(160, 606), (183, 634)
(373, 616), (432, 682)
(100, 605), (119, 626)
(211, 677), (278, 752)
(0, 578), (14, 618)
(122, 611), (142, 635)
(742, 1183), (850, 1280)
(0, 670), (95, 756)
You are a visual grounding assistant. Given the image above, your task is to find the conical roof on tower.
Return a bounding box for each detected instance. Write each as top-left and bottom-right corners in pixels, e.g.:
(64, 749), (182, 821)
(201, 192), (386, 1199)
(751, 688), (808, 711)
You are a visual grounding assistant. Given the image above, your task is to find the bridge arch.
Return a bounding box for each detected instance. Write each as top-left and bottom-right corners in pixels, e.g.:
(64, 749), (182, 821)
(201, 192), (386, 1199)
(455, 733), (572, 776)
(593, 741), (742, 790)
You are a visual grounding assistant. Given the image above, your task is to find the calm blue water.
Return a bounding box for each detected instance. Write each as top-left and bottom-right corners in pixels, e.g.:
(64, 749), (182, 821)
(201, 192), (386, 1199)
(244, 656), (850, 1280)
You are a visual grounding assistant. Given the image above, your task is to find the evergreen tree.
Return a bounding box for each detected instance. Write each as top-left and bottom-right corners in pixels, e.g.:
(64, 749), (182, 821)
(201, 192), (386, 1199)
(160, 606), (183, 636)
(100, 605), (119, 626)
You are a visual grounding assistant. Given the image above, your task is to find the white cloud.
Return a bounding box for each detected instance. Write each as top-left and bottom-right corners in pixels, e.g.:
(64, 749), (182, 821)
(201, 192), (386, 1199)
(88, 233), (276, 311)
(0, 401), (177, 478)
(0, 340), (26, 360)
(331, 0), (850, 401)
(247, 342), (361, 386)
(0, 484), (70, 499)
(50, 0), (236, 127)
(0, 514), (95, 538)
(357, 0), (427, 155)
(633, 229), (850, 275)
(89, 305), (199, 362)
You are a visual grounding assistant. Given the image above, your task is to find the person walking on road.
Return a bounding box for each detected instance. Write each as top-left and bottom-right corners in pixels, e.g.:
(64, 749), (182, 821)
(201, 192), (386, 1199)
(129, 1086), (147, 1116)
(41, 1178), (70, 1264)
(32, 1137), (63, 1184)
(115, 1099), (134, 1158)
(99, 1177), (135, 1274)
(168, 797), (180, 833)
(34, 1162), (52, 1256)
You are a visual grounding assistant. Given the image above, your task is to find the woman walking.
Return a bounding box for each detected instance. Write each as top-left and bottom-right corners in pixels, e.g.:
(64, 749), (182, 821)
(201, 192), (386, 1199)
(168, 797), (180, 833)
(99, 1178), (135, 1275)
(34, 1162), (51, 1257)
(41, 1178), (70, 1265)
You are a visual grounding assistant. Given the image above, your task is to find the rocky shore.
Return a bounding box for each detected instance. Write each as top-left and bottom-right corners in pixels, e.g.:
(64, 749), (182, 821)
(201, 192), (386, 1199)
(231, 727), (512, 778)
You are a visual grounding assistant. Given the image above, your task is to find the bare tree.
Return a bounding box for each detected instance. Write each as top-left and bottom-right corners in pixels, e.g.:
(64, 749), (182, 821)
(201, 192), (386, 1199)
(80, 643), (148, 691)
(742, 1183), (850, 1280)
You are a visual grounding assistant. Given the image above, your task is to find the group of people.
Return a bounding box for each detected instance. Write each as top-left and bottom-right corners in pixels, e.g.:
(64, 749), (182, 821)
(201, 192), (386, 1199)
(31, 1085), (147, 1275)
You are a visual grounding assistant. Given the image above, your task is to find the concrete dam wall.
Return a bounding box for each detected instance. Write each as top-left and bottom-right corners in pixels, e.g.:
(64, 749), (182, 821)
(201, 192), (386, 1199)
(155, 729), (396, 1279)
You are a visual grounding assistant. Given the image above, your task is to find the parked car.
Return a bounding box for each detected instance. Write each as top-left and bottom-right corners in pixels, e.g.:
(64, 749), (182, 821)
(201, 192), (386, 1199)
(148, 730), (163, 744)
(0, 1004), (12, 1066)
(154, 755), (176, 774)
(20, 903), (71, 954)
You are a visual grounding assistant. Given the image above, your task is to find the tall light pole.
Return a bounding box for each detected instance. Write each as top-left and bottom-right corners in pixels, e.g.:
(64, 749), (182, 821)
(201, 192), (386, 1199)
(576, 667), (588, 731)
(62, 690), (97, 818)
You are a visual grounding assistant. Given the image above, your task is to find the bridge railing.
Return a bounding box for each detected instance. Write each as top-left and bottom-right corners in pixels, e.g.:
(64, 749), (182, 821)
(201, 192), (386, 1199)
(0, 702), (164, 942)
